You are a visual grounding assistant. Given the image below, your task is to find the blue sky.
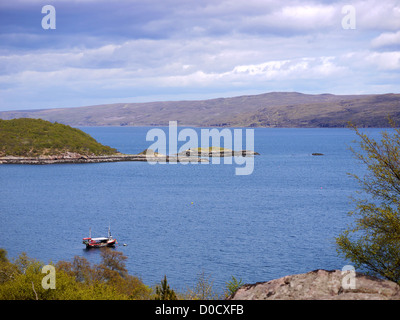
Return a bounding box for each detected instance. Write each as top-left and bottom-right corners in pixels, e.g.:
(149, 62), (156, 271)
(0, 0), (399, 111)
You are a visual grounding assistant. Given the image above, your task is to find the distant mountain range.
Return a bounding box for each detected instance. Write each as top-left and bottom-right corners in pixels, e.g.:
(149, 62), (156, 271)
(1, 92), (399, 127)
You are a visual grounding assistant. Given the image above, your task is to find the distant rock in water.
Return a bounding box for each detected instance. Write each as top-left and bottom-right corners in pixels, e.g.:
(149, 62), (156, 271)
(138, 148), (163, 157)
(227, 269), (400, 300)
(176, 147), (260, 157)
(312, 153), (324, 156)
(137, 148), (208, 163)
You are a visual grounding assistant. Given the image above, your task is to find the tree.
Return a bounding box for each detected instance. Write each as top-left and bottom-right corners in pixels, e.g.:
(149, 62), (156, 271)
(336, 122), (400, 283)
(225, 276), (243, 298)
(154, 275), (177, 300)
(97, 248), (128, 279)
(56, 256), (95, 284)
(185, 270), (219, 300)
(0, 249), (151, 300)
(97, 249), (151, 299)
(0, 249), (8, 263)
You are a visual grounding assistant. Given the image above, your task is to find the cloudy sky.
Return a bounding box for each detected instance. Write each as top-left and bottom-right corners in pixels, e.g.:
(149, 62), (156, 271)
(0, 0), (399, 111)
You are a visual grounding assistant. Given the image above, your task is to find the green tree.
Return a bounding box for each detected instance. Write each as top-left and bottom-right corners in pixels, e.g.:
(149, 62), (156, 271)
(0, 249), (8, 263)
(98, 248), (128, 276)
(224, 276), (243, 298)
(96, 249), (151, 299)
(56, 256), (96, 284)
(0, 249), (151, 300)
(0, 249), (18, 285)
(154, 275), (177, 300)
(336, 122), (400, 283)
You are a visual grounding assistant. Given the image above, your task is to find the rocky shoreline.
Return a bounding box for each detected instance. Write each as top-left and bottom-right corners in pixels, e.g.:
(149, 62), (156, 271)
(227, 269), (400, 300)
(0, 148), (260, 165)
(0, 152), (208, 165)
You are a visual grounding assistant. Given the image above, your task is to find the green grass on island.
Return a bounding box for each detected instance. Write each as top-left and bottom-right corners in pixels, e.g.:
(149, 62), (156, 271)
(0, 118), (118, 157)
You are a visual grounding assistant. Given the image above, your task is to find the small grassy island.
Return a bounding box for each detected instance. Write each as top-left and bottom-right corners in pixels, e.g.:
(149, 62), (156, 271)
(0, 118), (208, 164)
(0, 118), (117, 157)
(0, 118), (258, 164)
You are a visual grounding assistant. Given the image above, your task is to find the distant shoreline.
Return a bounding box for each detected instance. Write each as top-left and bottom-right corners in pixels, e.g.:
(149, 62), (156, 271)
(0, 153), (208, 165)
(1, 92), (398, 128)
(0, 150), (260, 165)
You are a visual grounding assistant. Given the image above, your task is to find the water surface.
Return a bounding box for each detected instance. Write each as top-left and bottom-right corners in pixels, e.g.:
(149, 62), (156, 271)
(0, 127), (380, 292)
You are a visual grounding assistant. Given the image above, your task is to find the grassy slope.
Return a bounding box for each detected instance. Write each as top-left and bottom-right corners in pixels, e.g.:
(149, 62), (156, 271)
(0, 92), (399, 127)
(0, 118), (118, 157)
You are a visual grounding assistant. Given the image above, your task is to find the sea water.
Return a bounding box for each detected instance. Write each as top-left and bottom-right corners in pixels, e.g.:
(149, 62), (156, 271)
(0, 127), (385, 293)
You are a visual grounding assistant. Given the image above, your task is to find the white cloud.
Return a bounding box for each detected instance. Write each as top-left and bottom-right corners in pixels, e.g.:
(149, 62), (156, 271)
(279, 5), (336, 28)
(1, 0), (400, 110)
(365, 51), (400, 70)
(353, 0), (400, 30)
(371, 31), (400, 49)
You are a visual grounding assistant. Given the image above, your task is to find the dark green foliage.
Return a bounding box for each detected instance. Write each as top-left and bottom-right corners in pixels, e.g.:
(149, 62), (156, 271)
(0, 249), (8, 263)
(154, 275), (177, 300)
(0, 118), (118, 157)
(225, 276), (243, 298)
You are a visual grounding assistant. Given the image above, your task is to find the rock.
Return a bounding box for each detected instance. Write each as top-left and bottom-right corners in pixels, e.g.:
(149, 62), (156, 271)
(138, 148), (207, 162)
(138, 148), (163, 157)
(312, 153), (324, 156)
(227, 269), (400, 300)
(177, 148), (260, 157)
(0, 152), (208, 164)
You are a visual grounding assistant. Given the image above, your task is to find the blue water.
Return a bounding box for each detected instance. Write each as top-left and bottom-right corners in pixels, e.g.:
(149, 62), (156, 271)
(0, 127), (382, 293)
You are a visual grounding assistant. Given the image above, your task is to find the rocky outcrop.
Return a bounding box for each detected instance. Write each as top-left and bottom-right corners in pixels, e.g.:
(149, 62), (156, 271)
(177, 148), (260, 157)
(0, 147), (258, 164)
(0, 151), (208, 164)
(228, 269), (400, 300)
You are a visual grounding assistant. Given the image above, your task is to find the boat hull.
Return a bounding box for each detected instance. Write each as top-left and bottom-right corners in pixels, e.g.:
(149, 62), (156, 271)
(83, 227), (117, 248)
(83, 238), (116, 248)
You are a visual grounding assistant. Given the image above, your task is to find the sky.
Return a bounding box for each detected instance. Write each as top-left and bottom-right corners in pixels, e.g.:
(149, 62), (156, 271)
(0, 0), (399, 111)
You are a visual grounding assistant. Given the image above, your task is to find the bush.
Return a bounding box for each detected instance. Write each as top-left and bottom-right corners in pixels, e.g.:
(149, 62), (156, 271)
(0, 249), (151, 300)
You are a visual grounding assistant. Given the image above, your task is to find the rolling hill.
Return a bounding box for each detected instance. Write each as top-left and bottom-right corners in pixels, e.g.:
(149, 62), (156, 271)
(0, 118), (118, 157)
(0, 92), (399, 127)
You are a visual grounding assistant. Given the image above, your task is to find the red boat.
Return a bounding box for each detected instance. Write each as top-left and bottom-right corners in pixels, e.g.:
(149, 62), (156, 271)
(83, 227), (117, 248)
